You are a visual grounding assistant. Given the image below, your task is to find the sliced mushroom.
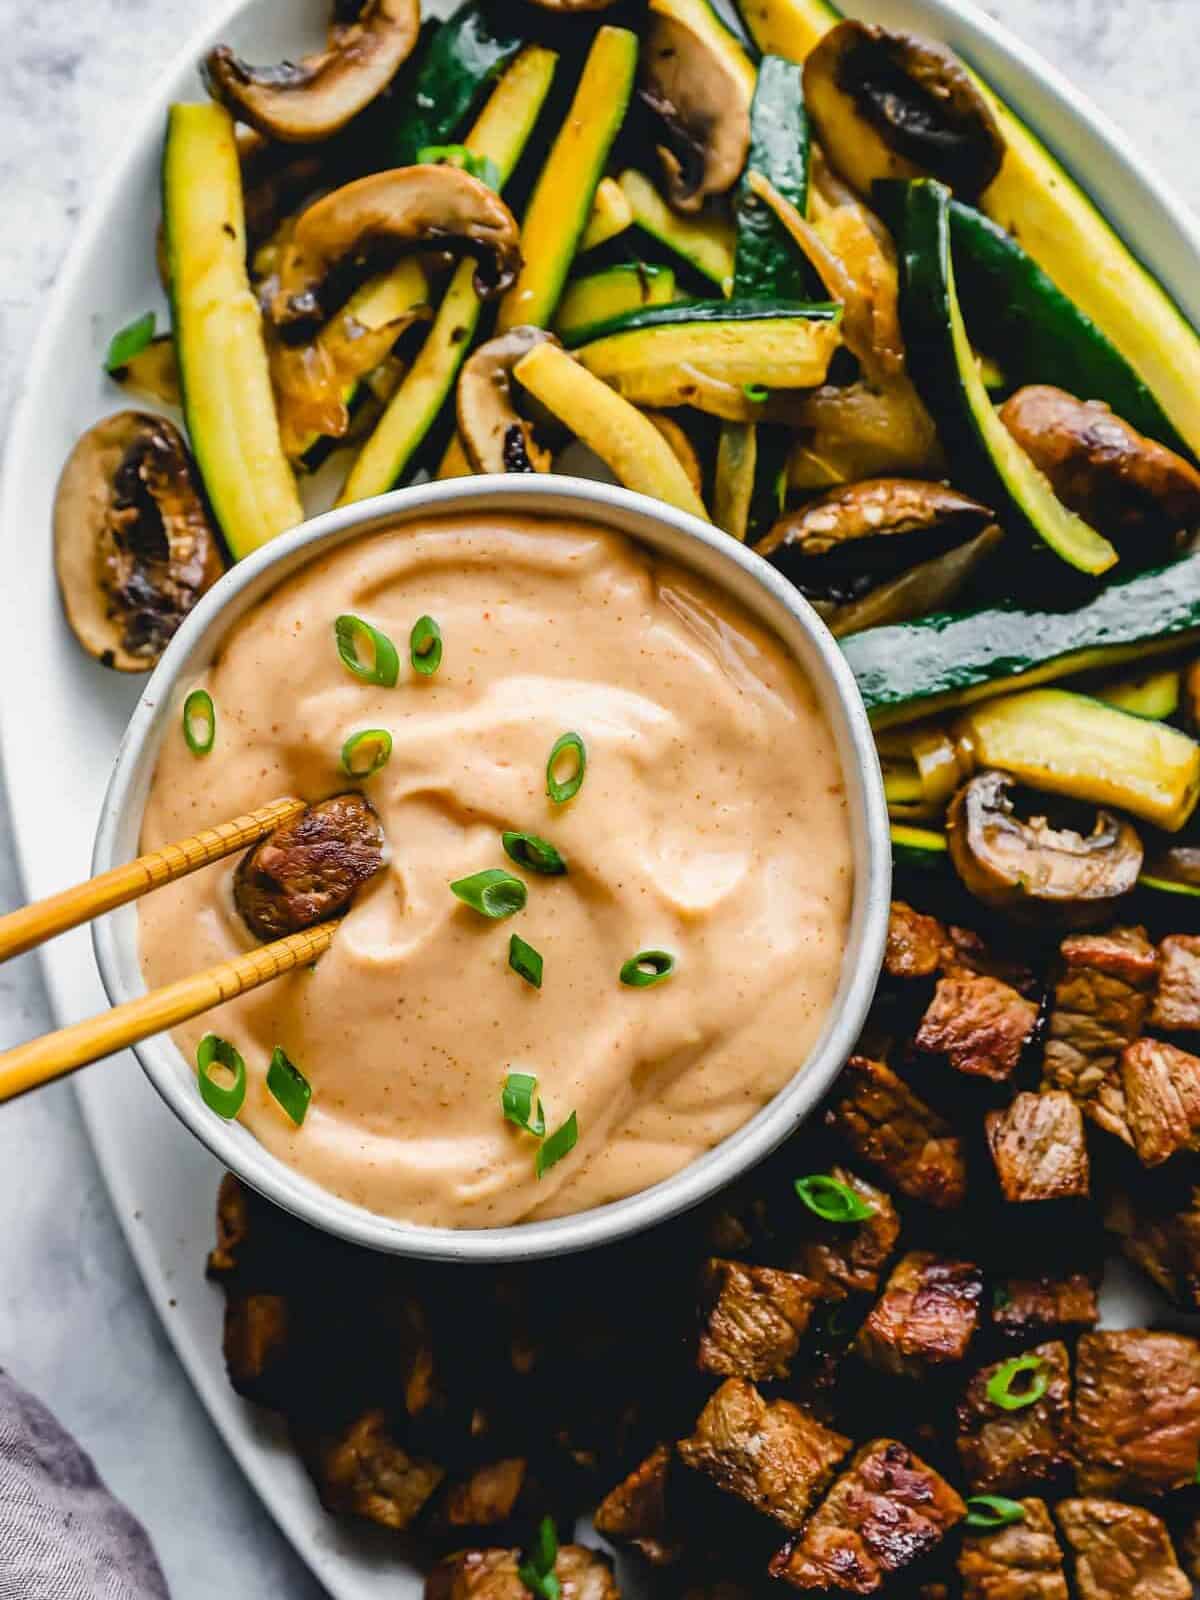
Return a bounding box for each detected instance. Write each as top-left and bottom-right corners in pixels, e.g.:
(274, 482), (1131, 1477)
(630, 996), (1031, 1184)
(641, 13), (751, 213)
(457, 327), (560, 474)
(947, 769), (1143, 925)
(239, 132), (331, 252)
(999, 385), (1200, 564)
(804, 20), (1004, 200)
(109, 335), (181, 408)
(234, 793), (386, 942)
(205, 0), (420, 143)
(270, 167), (521, 335)
(54, 412), (225, 673)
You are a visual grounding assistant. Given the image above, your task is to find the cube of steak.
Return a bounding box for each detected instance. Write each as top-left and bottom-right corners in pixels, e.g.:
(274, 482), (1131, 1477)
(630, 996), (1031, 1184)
(914, 974), (1038, 1082)
(677, 1378), (849, 1530)
(1180, 1515), (1200, 1583)
(222, 1289), (290, 1401)
(594, 1444), (681, 1565)
(697, 1260), (821, 1382)
(958, 1497), (1069, 1600)
(1121, 1037), (1200, 1167)
(427, 1545), (619, 1600)
(826, 1057), (967, 1209)
(956, 1341), (1074, 1495)
(789, 1166), (900, 1300)
(1055, 1499), (1190, 1600)
(1150, 933), (1200, 1033)
(435, 1458), (528, 1530)
(208, 1171), (251, 1277)
(885, 900), (951, 980)
(985, 1092), (1090, 1203)
(1074, 1329), (1200, 1496)
(1041, 926), (1157, 1144)
(853, 1252), (983, 1378)
(769, 1439), (966, 1593)
(298, 1409), (444, 1530)
(945, 925), (1038, 997)
(991, 1273), (1100, 1344)
(1105, 1185), (1200, 1310)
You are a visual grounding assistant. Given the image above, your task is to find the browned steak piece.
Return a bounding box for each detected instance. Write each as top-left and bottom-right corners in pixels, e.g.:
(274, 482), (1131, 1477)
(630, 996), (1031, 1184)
(234, 792), (386, 940)
(914, 974), (1038, 1082)
(788, 1166), (900, 1300)
(427, 1545), (619, 1600)
(990, 1273), (1099, 1344)
(1074, 1329), (1200, 1496)
(769, 1439), (966, 1593)
(826, 1057), (967, 1209)
(957, 1497), (1069, 1600)
(1055, 1499), (1190, 1600)
(207, 1170), (251, 1277)
(434, 1459), (528, 1531)
(1041, 926), (1157, 1143)
(697, 1259), (821, 1382)
(944, 925), (1038, 996)
(297, 1409), (443, 1530)
(1180, 1515), (1200, 1582)
(1106, 1185), (1200, 1310)
(885, 900), (952, 979)
(985, 1092), (1090, 1202)
(593, 1444), (680, 1565)
(222, 1288), (290, 1400)
(677, 1379), (849, 1531)
(1150, 933), (1200, 1033)
(956, 1341), (1074, 1495)
(1121, 1037), (1200, 1166)
(853, 1252), (983, 1378)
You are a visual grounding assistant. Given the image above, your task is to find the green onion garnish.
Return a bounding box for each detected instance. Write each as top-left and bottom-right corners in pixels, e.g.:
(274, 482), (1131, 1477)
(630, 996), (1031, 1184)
(341, 727), (393, 778)
(502, 831), (566, 876)
(182, 689), (216, 755)
(794, 1174), (875, 1224)
(742, 381), (769, 403)
(502, 1071), (546, 1138)
(546, 732), (586, 804)
(965, 1496), (1026, 1531)
(985, 1354), (1048, 1412)
(518, 1516), (561, 1600)
(450, 869), (527, 919)
(104, 310), (156, 373)
(410, 615), (443, 676)
(197, 1034), (246, 1120)
(418, 144), (501, 191)
(334, 614), (400, 687)
(535, 1112), (578, 1179)
(619, 950), (676, 988)
(266, 1046), (312, 1127)
(509, 934), (544, 989)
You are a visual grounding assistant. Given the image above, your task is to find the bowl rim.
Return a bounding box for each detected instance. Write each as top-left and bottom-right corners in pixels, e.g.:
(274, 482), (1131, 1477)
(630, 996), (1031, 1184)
(91, 473), (890, 1262)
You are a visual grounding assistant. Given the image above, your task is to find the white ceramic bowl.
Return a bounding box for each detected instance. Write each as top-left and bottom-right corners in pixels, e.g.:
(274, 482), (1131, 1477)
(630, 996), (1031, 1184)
(90, 475), (889, 1262)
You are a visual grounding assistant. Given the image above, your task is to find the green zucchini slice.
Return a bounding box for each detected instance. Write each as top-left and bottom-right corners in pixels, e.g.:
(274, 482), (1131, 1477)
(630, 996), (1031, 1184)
(562, 297), (838, 347)
(555, 265), (678, 340)
(388, 4), (524, 166)
(1096, 668), (1181, 722)
(617, 170), (736, 289)
(737, 0), (837, 61)
(734, 56), (816, 301)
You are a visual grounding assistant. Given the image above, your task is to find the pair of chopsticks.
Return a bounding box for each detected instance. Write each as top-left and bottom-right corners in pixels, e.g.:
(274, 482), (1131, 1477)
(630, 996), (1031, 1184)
(0, 797), (333, 1104)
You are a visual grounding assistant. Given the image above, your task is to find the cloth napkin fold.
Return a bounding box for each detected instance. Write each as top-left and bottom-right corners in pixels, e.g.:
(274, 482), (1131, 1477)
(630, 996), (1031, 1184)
(0, 1369), (168, 1598)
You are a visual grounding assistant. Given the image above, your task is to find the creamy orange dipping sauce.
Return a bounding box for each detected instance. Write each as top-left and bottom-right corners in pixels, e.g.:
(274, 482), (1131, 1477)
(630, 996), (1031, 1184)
(138, 514), (853, 1227)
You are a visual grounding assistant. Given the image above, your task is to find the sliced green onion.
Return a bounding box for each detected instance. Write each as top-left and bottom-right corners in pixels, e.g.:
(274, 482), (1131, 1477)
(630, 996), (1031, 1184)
(794, 1174), (875, 1224)
(341, 727), (393, 778)
(985, 1354), (1048, 1412)
(508, 933), (544, 989)
(619, 950), (676, 988)
(535, 1112), (578, 1180)
(450, 868), (527, 919)
(742, 381), (770, 403)
(182, 689), (216, 755)
(266, 1046), (312, 1127)
(965, 1496), (1026, 1531)
(410, 615), (443, 676)
(334, 614), (400, 687)
(197, 1034), (246, 1120)
(546, 732), (586, 804)
(502, 831), (566, 876)
(417, 144), (501, 191)
(104, 310), (156, 373)
(502, 1071), (546, 1138)
(518, 1516), (560, 1600)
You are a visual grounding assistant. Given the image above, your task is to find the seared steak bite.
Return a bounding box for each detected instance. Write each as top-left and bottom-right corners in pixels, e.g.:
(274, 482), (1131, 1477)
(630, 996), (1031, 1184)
(945, 924), (1038, 996)
(957, 1497), (1069, 1600)
(426, 1545), (619, 1600)
(789, 1166), (899, 1300)
(435, 1459), (528, 1531)
(826, 1057), (967, 1209)
(853, 1252), (983, 1378)
(990, 1273), (1100, 1344)
(594, 1444), (680, 1566)
(234, 792), (386, 941)
(1074, 1329), (1200, 1496)
(984, 1092), (1090, 1203)
(1105, 1184), (1200, 1309)
(914, 973), (1038, 1082)
(1120, 1037), (1200, 1166)
(697, 1260), (821, 1382)
(222, 1288), (291, 1400)
(1041, 926), (1157, 1143)
(1055, 1499), (1191, 1600)
(956, 1341), (1074, 1495)
(207, 1170), (251, 1277)
(299, 1408), (444, 1530)
(769, 1439), (966, 1593)
(885, 900), (951, 979)
(1150, 933), (1200, 1033)
(677, 1379), (849, 1531)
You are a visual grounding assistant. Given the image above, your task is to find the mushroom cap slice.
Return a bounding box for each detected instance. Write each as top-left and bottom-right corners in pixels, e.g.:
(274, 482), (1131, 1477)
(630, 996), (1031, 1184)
(641, 12), (751, 214)
(947, 770), (1143, 925)
(457, 326), (560, 475)
(205, 0), (421, 143)
(54, 411), (225, 673)
(270, 167), (522, 334)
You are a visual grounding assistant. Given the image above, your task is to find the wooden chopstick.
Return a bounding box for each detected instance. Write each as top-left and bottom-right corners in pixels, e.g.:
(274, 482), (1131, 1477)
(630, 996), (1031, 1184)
(0, 796), (307, 965)
(0, 920), (338, 1103)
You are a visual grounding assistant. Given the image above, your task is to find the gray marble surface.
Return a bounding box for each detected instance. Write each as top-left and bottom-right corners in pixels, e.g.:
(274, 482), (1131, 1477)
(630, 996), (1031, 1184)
(2, 1), (1200, 1593)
